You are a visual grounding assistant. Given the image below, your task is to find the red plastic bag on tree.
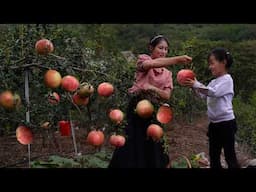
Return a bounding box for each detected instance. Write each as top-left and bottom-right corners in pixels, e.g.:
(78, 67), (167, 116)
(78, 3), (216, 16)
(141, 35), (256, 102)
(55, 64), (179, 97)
(59, 120), (71, 136)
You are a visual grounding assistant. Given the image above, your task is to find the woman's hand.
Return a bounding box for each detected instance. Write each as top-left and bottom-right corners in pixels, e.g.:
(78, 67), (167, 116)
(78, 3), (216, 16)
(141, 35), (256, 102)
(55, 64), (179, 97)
(142, 83), (156, 91)
(177, 55), (193, 64)
(142, 83), (170, 100)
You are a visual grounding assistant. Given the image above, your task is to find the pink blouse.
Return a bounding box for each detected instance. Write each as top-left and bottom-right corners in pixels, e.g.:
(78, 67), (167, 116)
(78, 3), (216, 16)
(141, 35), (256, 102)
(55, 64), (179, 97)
(128, 54), (173, 93)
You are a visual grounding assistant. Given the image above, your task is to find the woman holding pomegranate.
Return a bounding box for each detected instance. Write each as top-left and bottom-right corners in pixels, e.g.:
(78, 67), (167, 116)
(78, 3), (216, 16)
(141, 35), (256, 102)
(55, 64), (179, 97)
(184, 48), (240, 168)
(108, 34), (192, 168)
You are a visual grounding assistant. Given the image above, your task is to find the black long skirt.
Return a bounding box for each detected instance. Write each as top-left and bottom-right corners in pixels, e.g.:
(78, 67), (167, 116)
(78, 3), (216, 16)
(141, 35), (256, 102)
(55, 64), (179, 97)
(108, 93), (169, 168)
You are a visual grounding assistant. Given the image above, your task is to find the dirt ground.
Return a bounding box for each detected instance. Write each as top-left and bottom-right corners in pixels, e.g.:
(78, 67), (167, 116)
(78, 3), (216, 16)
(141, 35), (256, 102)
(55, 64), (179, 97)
(168, 114), (254, 168)
(0, 114), (254, 168)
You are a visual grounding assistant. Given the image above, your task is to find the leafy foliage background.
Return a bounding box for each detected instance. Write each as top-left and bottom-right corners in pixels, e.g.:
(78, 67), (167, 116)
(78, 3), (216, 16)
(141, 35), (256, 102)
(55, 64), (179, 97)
(1, 24), (256, 154)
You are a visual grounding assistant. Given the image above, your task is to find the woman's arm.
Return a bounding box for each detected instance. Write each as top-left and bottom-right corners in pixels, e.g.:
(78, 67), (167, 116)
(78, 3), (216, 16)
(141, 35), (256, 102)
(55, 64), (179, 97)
(141, 55), (192, 70)
(143, 83), (171, 100)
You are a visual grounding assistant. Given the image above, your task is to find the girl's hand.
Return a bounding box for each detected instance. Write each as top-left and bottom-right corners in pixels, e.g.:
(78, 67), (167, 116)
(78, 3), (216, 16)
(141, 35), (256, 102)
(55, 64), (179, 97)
(183, 78), (196, 87)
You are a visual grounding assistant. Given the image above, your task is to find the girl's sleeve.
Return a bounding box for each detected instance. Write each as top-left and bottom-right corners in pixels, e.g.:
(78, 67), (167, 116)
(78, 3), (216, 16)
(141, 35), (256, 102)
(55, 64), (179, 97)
(192, 78), (233, 98)
(136, 54), (152, 71)
(206, 79), (233, 97)
(192, 80), (207, 99)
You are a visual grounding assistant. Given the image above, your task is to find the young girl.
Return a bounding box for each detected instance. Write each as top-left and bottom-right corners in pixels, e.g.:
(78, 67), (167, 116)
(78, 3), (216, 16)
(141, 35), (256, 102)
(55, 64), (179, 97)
(108, 34), (192, 168)
(184, 47), (240, 168)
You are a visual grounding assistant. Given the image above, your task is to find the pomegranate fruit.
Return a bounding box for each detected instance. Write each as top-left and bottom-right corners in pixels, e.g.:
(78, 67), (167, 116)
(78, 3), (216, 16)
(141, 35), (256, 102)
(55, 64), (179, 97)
(40, 121), (50, 129)
(48, 92), (60, 104)
(135, 99), (154, 118)
(97, 82), (114, 97)
(109, 109), (124, 124)
(77, 82), (94, 98)
(16, 125), (33, 145)
(0, 91), (15, 110)
(13, 93), (22, 108)
(177, 69), (196, 86)
(87, 130), (105, 146)
(156, 105), (173, 124)
(61, 75), (80, 92)
(35, 39), (54, 55)
(109, 134), (126, 147)
(72, 93), (89, 106)
(147, 124), (163, 141)
(44, 69), (62, 89)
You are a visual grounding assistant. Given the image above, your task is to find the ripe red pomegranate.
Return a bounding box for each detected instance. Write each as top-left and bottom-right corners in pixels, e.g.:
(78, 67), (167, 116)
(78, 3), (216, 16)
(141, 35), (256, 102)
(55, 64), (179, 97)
(44, 69), (62, 89)
(97, 130), (105, 144)
(97, 82), (114, 97)
(0, 90), (15, 110)
(35, 39), (54, 55)
(16, 125), (33, 145)
(48, 92), (60, 104)
(147, 124), (163, 141)
(156, 104), (173, 124)
(135, 99), (154, 118)
(177, 69), (196, 86)
(109, 109), (124, 124)
(72, 93), (89, 106)
(61, 75), (80, 92)
(58, 121), (71, 136)
(77, 82), (94, 98)
(109, 134), (126, 147)
(87, 130), (105, 146)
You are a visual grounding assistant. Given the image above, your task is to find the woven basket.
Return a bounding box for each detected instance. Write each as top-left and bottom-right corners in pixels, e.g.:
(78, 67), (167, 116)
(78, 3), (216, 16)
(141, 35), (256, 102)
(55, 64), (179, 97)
(166, 154), (192, 168)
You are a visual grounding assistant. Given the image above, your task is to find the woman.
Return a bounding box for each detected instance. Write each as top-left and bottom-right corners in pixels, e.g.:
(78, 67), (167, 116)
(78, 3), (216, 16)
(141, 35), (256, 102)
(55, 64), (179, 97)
(108, 34), (192, 168)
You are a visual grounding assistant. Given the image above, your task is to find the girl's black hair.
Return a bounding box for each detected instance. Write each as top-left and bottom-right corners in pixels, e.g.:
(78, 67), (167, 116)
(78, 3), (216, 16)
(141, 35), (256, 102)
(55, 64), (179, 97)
(149, 34), (170, 48)
(207, 47), (233, 69)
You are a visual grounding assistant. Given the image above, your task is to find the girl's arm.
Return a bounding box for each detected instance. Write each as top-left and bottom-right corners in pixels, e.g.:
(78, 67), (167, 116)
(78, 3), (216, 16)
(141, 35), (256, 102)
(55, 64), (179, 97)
(191, 81), (208, 99)
(186, 78), (233, 98)
(141, 55), (192, 70)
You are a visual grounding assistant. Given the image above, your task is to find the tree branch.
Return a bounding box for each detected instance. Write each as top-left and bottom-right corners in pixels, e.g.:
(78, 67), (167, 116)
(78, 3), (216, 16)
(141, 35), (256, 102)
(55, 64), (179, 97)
(72, 67), (115, 80)
(9, 63), (50, 70)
